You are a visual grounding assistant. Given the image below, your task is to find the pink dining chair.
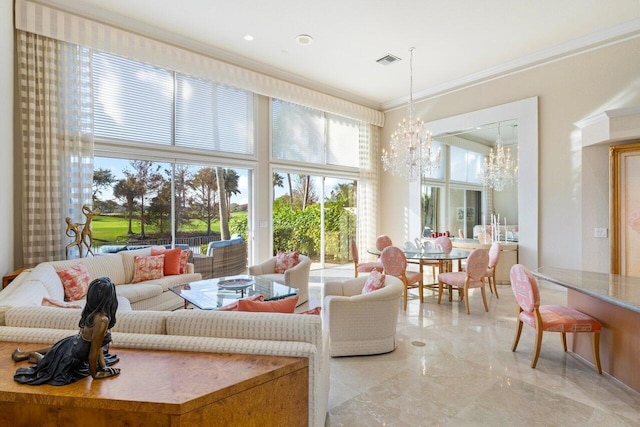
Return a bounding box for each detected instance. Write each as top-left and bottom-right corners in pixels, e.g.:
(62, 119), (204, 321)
(350, 238), (383, 278)
(380, 246), (423, 310)
(437, 249), (490, 314)
(375, 235), (393, 251)
(484, 241), (501, 298)
(510, 264), (602, 372)
(422, 236), (454, 282)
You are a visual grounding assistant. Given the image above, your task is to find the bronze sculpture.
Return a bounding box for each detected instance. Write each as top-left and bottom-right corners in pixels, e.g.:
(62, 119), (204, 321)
(65, 205), (96, 259)
(12, 277), (121, 385)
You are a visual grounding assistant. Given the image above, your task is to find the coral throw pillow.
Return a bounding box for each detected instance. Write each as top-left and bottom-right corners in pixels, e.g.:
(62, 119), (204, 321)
(362, 271), (386, 294)
(151, 247), (182, 275)
(300, 306), (322, 315)
(131, 254), (165, 283)
(237, 295), (298, 313)
(179, 249), (191, 274)
(57, 263), (91, 301)
(218, 294), (264, 311)
(274, 251), (300, 274)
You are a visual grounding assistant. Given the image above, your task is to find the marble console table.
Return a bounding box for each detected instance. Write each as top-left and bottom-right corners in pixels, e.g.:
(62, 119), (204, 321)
(533, 267), (640, 392)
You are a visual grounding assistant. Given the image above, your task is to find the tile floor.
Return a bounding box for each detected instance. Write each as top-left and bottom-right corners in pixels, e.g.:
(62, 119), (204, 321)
(307, 265), (640, 426)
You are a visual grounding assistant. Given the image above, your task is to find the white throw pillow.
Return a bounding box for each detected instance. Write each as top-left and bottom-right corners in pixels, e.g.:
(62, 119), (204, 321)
(30, 263), (65, 301)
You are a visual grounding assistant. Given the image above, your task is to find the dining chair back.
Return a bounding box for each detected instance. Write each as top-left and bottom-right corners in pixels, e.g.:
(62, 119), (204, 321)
(437, 248), (490, 314)
(350, 238), (383, 278)
(375, 235), (393, 251)
(433, 236), (452, 253)
(380, 246), (424, 310)
(484, 242), (501, 297)
(510, 264), (602, 373)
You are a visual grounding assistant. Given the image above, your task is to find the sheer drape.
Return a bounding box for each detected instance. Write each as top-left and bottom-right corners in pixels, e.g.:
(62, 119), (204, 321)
(357, 124), (380, 258)
(17, 31), (94, 265)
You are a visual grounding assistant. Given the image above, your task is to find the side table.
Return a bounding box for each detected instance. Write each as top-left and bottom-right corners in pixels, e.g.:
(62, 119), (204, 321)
(2, 267), (25, 288)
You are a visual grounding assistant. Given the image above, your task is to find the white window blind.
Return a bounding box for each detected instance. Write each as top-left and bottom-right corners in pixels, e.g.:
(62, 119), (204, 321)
(450, 145), (483, 184)
(176, 75), (254, 154)
(272, 99), (324, 164)
(93, 51), (173, 145)
(272, 99), (361, 167)
(327, 114), (359, 167)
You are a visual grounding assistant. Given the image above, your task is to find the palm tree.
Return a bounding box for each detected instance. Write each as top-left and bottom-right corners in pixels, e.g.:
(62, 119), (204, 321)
(273, 172), (284, 200)
(223, 169), (240, 220)
(216, 166), (230, 240)
(189, 167), (217, 235)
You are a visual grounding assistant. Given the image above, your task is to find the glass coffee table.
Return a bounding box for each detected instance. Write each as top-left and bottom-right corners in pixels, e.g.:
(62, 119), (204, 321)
(170, 274), (298, 310)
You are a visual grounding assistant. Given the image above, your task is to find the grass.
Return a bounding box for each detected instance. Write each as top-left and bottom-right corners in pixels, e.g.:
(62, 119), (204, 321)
(91, 214), (237, 242)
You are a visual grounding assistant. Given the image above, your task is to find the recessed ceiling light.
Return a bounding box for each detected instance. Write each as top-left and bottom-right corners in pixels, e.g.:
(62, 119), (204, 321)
(295, 34), (313, 45)
(244, 34), (254, 41)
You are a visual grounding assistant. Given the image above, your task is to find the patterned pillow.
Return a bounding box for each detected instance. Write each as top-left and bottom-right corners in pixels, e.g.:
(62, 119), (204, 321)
(179, 249), (191, 274)
(237, 295), (299, 313)
(151, 247), (182, 275)
(56, 263), (91, 301)
(362, 271), (386, 294)
(131, 254), (165, 283)
(274, 251), (300, 274)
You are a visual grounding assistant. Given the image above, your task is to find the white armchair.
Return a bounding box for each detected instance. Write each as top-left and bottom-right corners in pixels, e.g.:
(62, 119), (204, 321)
(321, 275), (403, 357)
(248, 255), (312, 305)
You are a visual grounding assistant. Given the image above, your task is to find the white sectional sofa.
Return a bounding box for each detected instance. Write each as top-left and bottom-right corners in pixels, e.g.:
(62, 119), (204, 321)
(0, 246), (201, 311)
(0, 305), (329, 427)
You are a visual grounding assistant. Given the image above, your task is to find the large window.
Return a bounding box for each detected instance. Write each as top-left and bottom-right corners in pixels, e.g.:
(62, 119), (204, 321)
(91, 52), (254, 253)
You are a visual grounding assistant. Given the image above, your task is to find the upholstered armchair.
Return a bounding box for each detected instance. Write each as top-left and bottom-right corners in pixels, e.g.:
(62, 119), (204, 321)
(322, 275), (403, 357)
(248, 254), (312, 305)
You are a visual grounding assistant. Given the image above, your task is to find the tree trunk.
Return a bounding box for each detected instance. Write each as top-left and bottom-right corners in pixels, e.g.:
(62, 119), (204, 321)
(216, 167), (230, 240)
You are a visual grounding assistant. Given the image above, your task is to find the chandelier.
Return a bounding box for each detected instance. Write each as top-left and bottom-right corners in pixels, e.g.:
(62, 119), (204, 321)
(479, 123), (518, 191)
(382, 47), (440, 182)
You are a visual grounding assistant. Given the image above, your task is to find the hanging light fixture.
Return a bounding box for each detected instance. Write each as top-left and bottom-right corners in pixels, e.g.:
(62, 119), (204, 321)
(479, 122), (518, 191)
(381, 47), (440, 182)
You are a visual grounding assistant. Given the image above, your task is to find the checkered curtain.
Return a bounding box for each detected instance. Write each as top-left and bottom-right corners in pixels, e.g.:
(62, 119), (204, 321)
(17, 31), (94, 265)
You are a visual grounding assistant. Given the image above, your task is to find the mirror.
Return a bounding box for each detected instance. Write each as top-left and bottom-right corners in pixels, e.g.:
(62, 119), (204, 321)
(408, 97), (538, 269)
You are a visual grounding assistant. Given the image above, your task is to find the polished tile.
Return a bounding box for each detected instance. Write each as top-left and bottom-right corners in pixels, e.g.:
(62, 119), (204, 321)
(309, 266), (640, 426)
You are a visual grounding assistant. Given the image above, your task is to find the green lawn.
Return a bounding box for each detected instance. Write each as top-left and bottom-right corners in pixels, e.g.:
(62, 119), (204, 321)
(91, 215), (238, 242)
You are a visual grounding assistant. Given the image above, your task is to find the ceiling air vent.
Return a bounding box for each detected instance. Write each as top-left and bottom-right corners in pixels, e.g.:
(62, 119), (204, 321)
(376, 54), (401, 66)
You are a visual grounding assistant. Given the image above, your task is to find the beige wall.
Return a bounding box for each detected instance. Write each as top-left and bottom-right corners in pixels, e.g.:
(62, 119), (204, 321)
(380, 36), (640, 272)
(1, 0), (14, 276)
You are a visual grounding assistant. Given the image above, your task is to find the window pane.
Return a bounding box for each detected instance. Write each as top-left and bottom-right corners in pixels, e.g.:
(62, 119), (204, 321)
(272, 100), (324, 163)
(93, 52), (173, 145)
(423, 141), (445, 180)
(450, 146), (467, 182)
(176, 75), (254, 154)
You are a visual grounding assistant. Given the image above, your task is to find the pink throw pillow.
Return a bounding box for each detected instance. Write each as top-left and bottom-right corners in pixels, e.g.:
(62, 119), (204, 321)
(362, 271), (386, 294)
(237, 295), (299, 313)
(56, 263), (91, 301)
(274, 251), (300, 274)
(300, 306), (321, 315)
(131, 254), (165, 283)
(41, 297), (82, 309)
(179, 249), (191, 274)
(151, 247), (182, 275)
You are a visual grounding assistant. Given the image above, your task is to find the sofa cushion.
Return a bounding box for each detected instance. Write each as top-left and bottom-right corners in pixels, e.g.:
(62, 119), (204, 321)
(237, 295), (298, 313)
(56, 263), (91, 301)
(275, 251), (299, 274)
(41, 297), (82, 309)
(0, 278), (49, 307)
(133, 273), (201, 292)
(115, 283), (163, 304)
(120, 246), (165, 283)
(26, 263), (64, 301)
(47, 255), (127, 286)
(131, 254), (165, 283)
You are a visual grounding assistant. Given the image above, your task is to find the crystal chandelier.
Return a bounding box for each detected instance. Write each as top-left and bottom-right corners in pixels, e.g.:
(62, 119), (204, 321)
(382, 47), (440, 182)
(479, 123), (518, 191)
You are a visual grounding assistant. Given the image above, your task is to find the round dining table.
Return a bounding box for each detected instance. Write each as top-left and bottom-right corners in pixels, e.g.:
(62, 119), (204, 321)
(367, 247), (470, 298)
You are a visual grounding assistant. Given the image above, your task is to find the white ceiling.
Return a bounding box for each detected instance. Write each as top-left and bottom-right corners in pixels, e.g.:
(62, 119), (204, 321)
(46, 0), (640, 110)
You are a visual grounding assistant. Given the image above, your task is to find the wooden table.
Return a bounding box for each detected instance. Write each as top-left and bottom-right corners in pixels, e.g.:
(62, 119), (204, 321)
(0, 342), (309, 426)
(533, 267), (640, 393)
